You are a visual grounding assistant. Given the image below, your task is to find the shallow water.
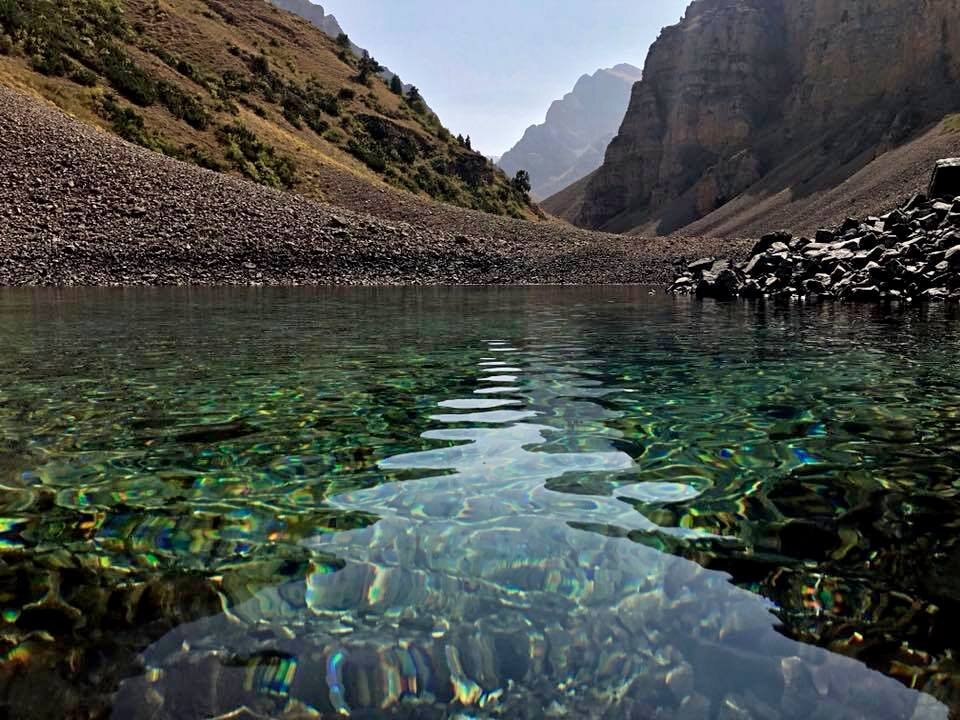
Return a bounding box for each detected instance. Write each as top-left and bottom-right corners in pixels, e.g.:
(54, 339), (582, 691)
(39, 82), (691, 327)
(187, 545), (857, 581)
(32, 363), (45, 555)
(1, 287), (959, 718)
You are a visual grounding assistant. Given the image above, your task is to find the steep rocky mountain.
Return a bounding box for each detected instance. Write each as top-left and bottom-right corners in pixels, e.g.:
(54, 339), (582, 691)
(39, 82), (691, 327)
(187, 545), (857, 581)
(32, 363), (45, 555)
(499, 64), (642, 200)
(0, 0), (532, 219)
(560, 0), (960, 236)
(267, 0), (415, 98)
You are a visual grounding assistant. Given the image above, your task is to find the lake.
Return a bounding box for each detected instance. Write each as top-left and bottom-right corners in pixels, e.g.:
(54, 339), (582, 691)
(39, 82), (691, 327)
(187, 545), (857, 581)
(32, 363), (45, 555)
(0, 287), (957, 719)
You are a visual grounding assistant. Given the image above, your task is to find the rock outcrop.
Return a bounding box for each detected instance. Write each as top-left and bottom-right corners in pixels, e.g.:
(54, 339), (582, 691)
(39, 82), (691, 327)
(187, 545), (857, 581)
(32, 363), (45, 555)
(498, 64), (643, 200)
(571, 0), (960, 236)
(669, 160), (960, 302)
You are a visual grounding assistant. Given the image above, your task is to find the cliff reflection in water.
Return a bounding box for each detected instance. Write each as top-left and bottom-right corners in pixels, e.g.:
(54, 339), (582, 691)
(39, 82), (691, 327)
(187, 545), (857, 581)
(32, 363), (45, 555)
(114, 335), (946, 719)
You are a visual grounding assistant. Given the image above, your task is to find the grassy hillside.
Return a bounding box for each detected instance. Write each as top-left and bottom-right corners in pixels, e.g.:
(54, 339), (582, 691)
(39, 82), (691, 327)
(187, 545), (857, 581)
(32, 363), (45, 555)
(0, 0), (535, 219)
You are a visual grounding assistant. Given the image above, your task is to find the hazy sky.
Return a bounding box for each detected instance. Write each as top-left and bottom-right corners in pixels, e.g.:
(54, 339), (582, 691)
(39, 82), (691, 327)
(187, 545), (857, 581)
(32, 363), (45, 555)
(323, 1), (690, 156)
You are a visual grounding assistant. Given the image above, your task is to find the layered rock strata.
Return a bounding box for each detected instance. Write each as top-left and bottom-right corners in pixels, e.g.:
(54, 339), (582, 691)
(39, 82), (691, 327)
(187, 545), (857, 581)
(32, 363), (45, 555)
(574, 0), (960, 236)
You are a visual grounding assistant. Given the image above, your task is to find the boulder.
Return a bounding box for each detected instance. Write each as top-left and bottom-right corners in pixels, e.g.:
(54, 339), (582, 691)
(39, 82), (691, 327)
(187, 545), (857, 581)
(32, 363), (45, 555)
(929, 158), (960, 200)
(946, 245), (960, 267)
(840, 218), (860, 234)
(697, 267), (743, 299)
(847, 285), (882, 302)
(687, 257), (716, 273)
(902, 193), (927, 211)
(750, 231), (792, 256)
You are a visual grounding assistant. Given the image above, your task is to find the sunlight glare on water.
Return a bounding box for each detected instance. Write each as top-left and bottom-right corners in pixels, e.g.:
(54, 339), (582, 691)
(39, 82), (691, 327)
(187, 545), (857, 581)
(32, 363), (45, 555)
(0, 287), (956, 719)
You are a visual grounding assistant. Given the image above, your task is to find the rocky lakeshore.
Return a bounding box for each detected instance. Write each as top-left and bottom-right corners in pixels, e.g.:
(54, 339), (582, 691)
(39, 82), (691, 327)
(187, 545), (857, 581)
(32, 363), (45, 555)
(0, 86), (752, 287)
(670, 163), (960, 303)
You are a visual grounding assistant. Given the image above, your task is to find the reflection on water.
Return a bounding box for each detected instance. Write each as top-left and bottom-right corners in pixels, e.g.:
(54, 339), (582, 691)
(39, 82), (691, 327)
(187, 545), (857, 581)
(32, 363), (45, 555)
(0, 288), (958, 718)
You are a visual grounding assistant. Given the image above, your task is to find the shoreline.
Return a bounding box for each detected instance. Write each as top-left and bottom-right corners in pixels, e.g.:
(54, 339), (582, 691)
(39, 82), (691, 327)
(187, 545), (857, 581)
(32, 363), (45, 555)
(0, 85), (750, 287)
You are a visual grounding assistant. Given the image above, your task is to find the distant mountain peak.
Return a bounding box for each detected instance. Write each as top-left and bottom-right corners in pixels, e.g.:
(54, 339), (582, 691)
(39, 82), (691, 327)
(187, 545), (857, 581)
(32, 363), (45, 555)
(498, 64), (643, 201)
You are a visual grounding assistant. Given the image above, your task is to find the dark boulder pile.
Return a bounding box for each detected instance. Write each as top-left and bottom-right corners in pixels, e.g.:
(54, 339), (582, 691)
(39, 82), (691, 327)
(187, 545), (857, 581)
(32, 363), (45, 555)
(670, 159), (960, 302)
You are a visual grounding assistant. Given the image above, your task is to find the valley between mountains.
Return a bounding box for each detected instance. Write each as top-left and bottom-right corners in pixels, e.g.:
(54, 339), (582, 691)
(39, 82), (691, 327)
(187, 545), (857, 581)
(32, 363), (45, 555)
(4, 0), (960, 287)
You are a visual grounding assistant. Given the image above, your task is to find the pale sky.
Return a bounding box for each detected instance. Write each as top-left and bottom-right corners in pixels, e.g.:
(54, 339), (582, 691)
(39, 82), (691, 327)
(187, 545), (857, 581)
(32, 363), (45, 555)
(323, 1), (690, 156)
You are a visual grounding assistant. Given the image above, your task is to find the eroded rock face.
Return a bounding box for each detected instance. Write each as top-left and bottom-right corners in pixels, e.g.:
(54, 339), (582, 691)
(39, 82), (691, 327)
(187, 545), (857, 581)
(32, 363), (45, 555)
(575, 0), (960, 234)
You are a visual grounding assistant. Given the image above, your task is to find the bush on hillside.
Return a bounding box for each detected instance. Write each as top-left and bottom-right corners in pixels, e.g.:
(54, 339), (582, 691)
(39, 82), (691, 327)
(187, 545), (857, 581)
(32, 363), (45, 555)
(182, 143), (224, 171)
(101, 45), (157, 106)
(158, 81), (210, 130)
(216, 123), (296, 189)
(353, 54), (382, 85)
(30, 45), (70, 76)
(405, 86), (426, 114)
(2, 0), (125, 69)
(512, 169), (532, 199)
(98, 94), (155, 148)
(347, 139), (387, 173)
(69, 64), (98, 86)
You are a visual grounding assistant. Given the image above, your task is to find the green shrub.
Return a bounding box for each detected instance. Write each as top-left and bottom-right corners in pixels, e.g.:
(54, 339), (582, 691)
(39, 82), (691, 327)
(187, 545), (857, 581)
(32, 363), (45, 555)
(101, 45), (157, 106)
(313, 90), (339, 116)
(158, 81), (210, 130)
(219, 99), (239, 116)
(99, 94), (152, 146)
(239, 97), (268, 118)
(249, 53), (270, 77)
(283, 105), (302, 128)
(182, 144), (224, 171)
(305, 116), (329, 136)
(220, 70), (252, 95)
(216, 123), (296, 189)
(337, 87), (355, 101)
(30, 46), (70, 76)
(69, 64), (98, 86)
(347, 139), (387, 173)
(175, 58), (200, 82)
(3, 0), (125, 71)
(0, 33), (13, 55)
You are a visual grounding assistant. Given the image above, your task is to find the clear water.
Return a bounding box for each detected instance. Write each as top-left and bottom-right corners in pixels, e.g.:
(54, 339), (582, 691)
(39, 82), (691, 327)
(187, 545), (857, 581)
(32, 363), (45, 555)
(1, 287), (959, 719)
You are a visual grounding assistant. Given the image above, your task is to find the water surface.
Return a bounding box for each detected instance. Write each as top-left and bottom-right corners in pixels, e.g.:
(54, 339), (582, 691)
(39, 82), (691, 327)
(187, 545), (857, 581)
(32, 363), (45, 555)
(0, 287), (958, 718)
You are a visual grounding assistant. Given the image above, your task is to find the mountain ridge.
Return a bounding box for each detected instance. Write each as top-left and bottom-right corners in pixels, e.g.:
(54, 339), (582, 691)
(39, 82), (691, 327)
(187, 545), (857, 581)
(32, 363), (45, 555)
(0, 0), (531, 219)
(498, 63), (642, 200)
(266, 0), (418, 100)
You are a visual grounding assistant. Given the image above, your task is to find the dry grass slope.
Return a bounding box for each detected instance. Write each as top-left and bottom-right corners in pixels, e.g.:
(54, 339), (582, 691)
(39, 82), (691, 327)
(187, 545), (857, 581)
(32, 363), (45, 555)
(0, 0), (536, 220)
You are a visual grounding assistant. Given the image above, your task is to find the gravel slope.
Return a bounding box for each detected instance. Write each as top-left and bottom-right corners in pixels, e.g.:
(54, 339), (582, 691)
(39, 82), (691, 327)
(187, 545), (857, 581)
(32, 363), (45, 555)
(0, 86), (750, 286)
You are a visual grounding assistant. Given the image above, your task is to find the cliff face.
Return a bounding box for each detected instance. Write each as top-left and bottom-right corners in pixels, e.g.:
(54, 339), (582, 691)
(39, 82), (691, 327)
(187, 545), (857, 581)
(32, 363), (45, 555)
(498, 64), (643, 200)
(573, 0), (960, 235)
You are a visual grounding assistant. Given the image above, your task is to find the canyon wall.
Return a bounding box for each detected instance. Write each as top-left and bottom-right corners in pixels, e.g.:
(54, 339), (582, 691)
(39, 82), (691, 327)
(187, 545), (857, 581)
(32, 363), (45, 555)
(570, 0), (960, 235)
